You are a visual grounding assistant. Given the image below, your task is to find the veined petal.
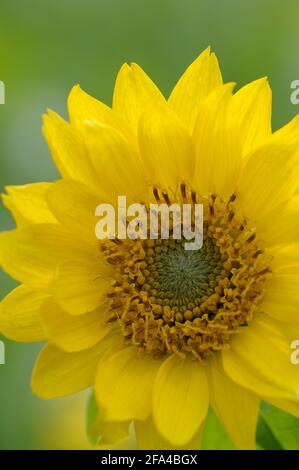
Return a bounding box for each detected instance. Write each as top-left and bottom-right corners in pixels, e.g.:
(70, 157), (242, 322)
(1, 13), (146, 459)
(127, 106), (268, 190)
(231, 77), (272, 156)
(68, 85), (134, 142)
(207, 355), (259, 450)
(153, 354), (209, 446)
(113, 63), (166, 133)
(168, 48), (223, 131)
(269, 243), (299, 271)
(0, 224), (93, 289)
(2, 183), (56, 227)
(193, 83), (242, 198)
(0, 285), (47, 342)
(95, 347), (160, 421)
(42, 110), (99, 190)
(46, 179), (99, 246)
(138, 105), (195, 190)
(135, 415), (202, 450)
(222, 314), (299, 401)
(84, 122), (148, 205)
(53, 257), (113, 316)
(255, 197), (299, 247)
(31, 334), (117, 399)
(40, 298), (111, 352)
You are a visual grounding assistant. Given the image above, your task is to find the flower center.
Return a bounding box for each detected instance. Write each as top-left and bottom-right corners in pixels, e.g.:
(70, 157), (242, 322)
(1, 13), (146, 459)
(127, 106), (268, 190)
(139, 236), (223, 320)
(101, 185), (271, 361)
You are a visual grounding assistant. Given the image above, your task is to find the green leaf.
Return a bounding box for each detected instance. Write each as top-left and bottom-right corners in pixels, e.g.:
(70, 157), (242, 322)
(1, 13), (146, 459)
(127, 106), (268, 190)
(201, 408), (236, 450)
(256, 414), (283, 450)
(258, 401), (299, 450)
(85, 391), (100, 445)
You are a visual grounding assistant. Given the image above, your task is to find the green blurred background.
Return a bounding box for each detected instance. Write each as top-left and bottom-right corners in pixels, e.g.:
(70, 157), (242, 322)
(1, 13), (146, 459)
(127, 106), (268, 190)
(1, 0), (299, 449)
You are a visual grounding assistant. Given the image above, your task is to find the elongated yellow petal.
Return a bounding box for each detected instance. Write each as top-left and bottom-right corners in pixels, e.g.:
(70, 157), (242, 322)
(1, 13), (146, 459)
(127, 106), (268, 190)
(222, 314), (299, 401)
(231, 77), (272, 156)
(95, 347), (160, 421)
(168, 48), (223, 131)
(0, 224), (93, 289)
(255, 197), (299, 247)
(269, 243), (299, 270)
(32, 334), (117, 399)
(53, 257), (113, 316)
(135, 415), (202, 450)
(153, 354), (209, 446)
(2, 183), (56, 227)
(84, 122), (148, 205)
(193, 83), (242, 198)
(43, 110), (99, 191)
(47, 179), (99, 246)
(236, 138), (299, 222)
(138, 105), (195, 190)
(113, 63), (166, 132)
(68, 85), (134, 142)
(207, 355), (259, 450)
(40, 298), (111, 352)
(262, 273), (299, 325)
(0, 285), (47, 342)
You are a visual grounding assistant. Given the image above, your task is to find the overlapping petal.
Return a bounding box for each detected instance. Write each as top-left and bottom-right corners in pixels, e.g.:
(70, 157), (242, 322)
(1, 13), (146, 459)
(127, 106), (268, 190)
(113, 63), (166, 132)
(0, 285), (47, 342)
(153, 354), (209, 446)
(168, 47), (223, 131)
(207, 355), (259, 449)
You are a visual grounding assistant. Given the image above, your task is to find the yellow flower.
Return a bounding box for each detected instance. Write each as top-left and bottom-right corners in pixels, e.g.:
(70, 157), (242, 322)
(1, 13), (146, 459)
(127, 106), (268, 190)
(1, 47), (299, 450)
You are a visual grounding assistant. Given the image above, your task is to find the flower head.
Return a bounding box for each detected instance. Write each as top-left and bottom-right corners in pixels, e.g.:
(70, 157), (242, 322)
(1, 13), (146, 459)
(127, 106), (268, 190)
(1, 47), (299, 449)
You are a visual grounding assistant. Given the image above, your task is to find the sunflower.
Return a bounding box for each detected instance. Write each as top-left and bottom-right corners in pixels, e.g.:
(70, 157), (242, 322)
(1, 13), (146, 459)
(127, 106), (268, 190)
(1, 47), (299, 450)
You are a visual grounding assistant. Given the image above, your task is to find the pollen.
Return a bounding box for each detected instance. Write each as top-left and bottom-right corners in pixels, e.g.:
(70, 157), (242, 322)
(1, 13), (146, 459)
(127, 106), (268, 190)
(100, 185), (271, 362)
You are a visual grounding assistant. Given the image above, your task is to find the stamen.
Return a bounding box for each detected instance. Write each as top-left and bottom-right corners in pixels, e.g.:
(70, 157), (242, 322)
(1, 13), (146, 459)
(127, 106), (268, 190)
(153, 187), (161, 202)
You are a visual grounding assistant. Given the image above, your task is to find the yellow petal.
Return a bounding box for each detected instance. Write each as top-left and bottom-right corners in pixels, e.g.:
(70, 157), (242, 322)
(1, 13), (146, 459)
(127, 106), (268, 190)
(68, 85), (134, 142)
(207, 355), (259, 450)
(95, 347), (160, 421)
(32, 334), (117, 399)
(84, 122), (148, 205)
(87, 395), (131, 446)
(42, 110), (99, 191)
(153, 354), (209, 446)
(135, 415), (202, 450)
(271, 113), (299, 144)
(93, 419), (130, 446)
(138, 105), (195, 190)
(53, 257), (113, 316)
(269, 243), (299, 270)
(262, 273), (299, 325)
(0, 285), (47, 342)
(222, 314), (299, 401)
(0, 224), (93, 289)
(40, 297), (111, 352)
(236, 139), (299, 222)
(47, 179), (99, 246)
(193, 83), (242, 198)
(255, 197), (299, 247)
(231, 78), (272, 156)
(113, 63), (166, 132)
(168, 48), (223, 131)
(2, 183), (56, 227)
